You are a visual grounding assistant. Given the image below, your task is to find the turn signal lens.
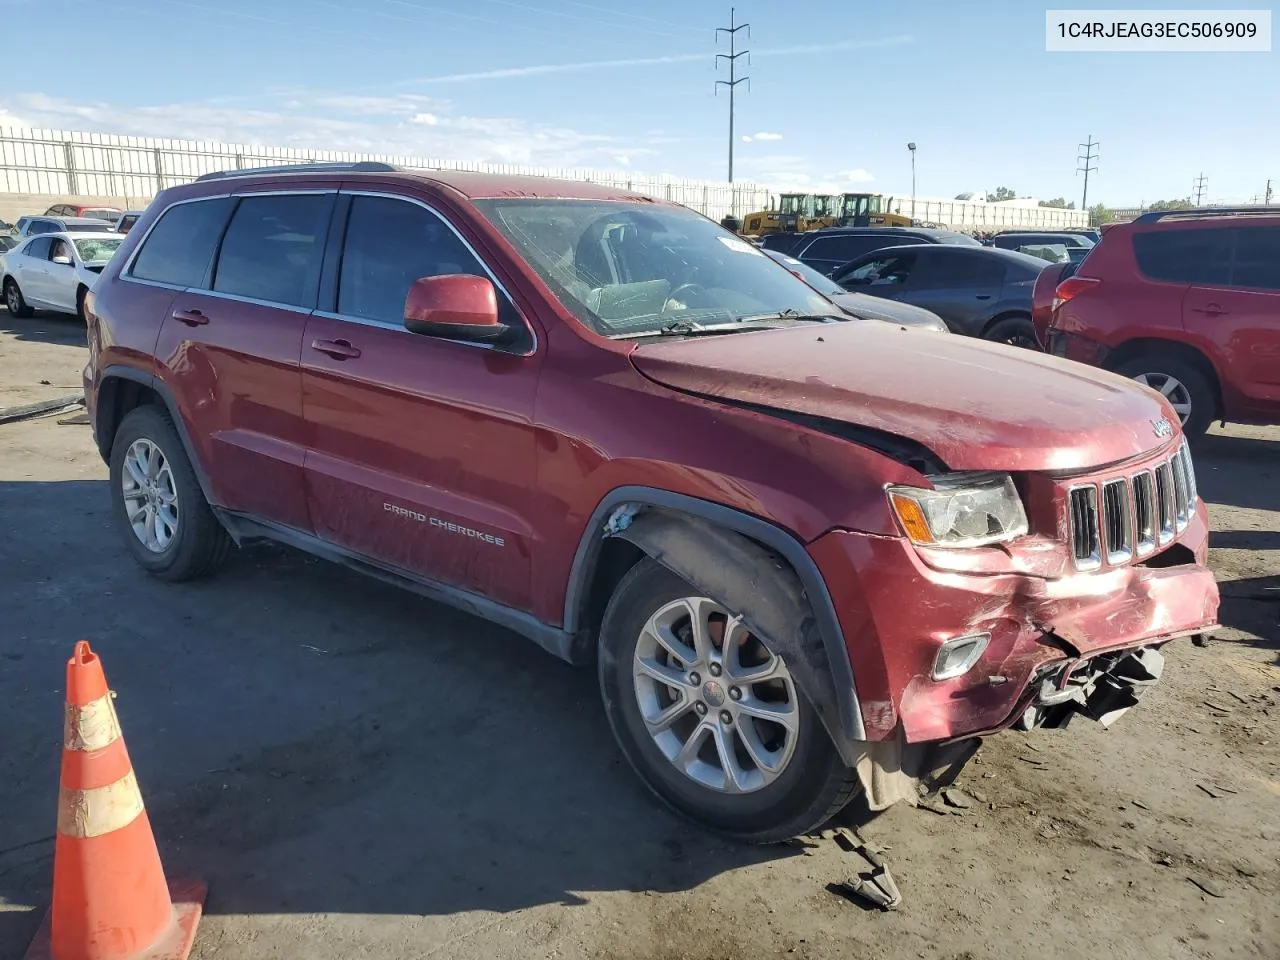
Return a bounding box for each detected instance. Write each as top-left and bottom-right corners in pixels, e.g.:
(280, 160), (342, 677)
(889, 492), (935, 544)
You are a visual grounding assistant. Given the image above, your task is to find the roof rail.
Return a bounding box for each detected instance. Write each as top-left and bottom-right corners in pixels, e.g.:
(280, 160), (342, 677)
(1134, 205), (1278, 224)
(195, 161), (399, 182)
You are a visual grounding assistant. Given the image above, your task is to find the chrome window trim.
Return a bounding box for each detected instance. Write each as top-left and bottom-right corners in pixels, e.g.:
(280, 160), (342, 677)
(312, 309), (499, 352)
(122, 190), (336, 310)
(333, 189), (538, 356)
(121, 192), (233, 280)
(197, 289), (314, 316)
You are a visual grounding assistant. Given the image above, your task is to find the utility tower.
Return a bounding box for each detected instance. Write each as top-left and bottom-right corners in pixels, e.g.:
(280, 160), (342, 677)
(1266, 179), (1273, 205)
(1193, 173), (1208, 206)
(715, 8), (750, 185)
(1077, 136), (1099, 211)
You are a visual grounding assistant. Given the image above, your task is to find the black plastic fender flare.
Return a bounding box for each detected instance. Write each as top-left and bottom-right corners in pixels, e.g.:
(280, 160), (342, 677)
(565, 488), (866, 759)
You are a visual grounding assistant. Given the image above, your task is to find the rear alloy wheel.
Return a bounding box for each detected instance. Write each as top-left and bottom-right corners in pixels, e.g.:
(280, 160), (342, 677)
(109, 406), (232, 581)
(984, 315), (1039, 350)
(598, 559), (860, 843)
(4, 279), (33, 318)
(1114, 354), (1215, 441)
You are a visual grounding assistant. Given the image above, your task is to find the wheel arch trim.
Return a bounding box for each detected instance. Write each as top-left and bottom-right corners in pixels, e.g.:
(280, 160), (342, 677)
(97, 365), (218, 507)
(564, 486), (866, 749)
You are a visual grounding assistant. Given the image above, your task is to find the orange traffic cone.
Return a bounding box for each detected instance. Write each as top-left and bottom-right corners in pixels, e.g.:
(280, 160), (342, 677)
(25, 641), (205, 960)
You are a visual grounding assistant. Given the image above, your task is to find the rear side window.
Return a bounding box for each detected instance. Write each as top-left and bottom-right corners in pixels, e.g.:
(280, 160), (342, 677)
(337, 195), (486, 325)
(212, 194), (331, 308)
(913, 252), (1005, 288)
(131, 197), (234, 288)
(803, 235), (885, 263)
(29, 220), (57, 235)
(1132, 228), (1232, 285)
(1230, 226), (1280, 291)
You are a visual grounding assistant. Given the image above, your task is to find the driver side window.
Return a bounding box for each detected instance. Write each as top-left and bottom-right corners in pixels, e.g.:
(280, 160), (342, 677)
(838, 253), (916, 288)
(50, 239), (73, 263)
(337, 195), (488, 327)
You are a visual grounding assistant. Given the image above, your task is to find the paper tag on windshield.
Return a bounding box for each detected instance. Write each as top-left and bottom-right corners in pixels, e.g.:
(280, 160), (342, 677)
(718, 235), (764, 255)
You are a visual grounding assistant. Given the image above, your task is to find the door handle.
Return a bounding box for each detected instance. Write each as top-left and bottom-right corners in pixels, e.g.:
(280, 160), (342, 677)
(311, 338), (361, 360)
(975, 294), (992, 300)
(1191, 304), (1227, 317)
(171, 308), (209, 326)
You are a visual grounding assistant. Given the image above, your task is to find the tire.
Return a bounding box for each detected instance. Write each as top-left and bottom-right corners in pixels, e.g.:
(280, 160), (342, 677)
(76, 286), (89, 322)
(1113, 353), (1215, 441)
(598, 558), (860, 843)
(984, 315), (1039, 350)
(109, 405), (232, 581)
(4, 278), (33, 318)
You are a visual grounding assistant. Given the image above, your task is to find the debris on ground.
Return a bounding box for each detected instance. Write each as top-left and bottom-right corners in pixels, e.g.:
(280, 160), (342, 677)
(943, 789), (974, 809)
(1188, 876), (1227, 899)
(831, 828), (902, 911)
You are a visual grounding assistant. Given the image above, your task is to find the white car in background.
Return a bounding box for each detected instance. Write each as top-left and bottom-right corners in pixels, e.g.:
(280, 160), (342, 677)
(1, 231), (124, 320)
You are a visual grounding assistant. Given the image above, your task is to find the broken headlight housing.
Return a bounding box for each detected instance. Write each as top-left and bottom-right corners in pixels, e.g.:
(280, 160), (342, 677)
(887, 473), (1028, 548)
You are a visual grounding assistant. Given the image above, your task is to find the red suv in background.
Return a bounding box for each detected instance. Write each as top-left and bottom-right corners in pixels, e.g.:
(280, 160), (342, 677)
(83, 164), (1219, 842)
(1036, 208), (1280, 439)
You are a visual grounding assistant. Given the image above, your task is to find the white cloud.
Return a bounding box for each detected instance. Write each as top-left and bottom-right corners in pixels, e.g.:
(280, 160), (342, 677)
(751, 132), (783, 141)
(838, 168), (875, 183)
(0, 91), (667, 172)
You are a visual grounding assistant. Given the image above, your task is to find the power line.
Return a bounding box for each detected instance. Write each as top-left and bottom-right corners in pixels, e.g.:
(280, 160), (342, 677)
(1193, 173), (1208, 206)
(1077, 135), (1098, 211)
(715, 7), (750, 187)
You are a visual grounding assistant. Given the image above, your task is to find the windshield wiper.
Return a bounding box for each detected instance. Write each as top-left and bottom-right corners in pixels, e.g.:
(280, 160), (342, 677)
(734, 309), (842, 324)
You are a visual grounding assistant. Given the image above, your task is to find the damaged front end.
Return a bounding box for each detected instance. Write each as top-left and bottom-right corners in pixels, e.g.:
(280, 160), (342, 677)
(1017, 645), (1166, 731)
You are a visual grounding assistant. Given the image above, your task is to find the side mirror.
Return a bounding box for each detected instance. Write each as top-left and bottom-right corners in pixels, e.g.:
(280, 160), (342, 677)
(52, 254), (72, 266)
(403, 274), (504, 342)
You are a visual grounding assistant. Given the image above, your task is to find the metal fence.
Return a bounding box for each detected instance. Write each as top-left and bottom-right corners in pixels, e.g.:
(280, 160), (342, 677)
(0, 126), (1091, 229)
(0, 127), (771, 223)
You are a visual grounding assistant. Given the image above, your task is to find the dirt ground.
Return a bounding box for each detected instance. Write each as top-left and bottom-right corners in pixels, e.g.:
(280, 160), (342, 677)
(1, 309), (1277, 960)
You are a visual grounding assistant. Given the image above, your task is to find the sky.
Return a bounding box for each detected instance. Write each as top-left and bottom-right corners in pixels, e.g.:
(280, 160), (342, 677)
(0, 0), (1276, 206)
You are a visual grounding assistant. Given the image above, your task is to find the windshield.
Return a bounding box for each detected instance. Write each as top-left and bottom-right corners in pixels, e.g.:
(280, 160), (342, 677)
(65, 222), (110, 232)
(74, 237), (124, 262)
(82, 209), (122, 223)
(764, 251), (844, 296)
(474, 199), (835, 337)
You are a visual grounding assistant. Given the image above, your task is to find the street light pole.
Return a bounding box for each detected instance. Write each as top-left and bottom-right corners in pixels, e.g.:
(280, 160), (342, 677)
(907, 142), (917, 221)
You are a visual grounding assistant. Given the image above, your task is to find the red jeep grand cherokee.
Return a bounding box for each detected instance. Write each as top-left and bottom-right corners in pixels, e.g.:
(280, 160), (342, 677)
(84, 165), (1219, 841)
(1036, 207), (1280, 439)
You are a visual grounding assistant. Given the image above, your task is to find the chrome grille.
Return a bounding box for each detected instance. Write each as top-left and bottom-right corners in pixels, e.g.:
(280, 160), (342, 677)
(1068, 444), (1198, 569)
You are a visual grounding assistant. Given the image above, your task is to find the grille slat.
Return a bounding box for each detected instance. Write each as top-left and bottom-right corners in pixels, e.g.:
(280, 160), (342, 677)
(1133, 471), (1156, 555)
(1068, 447), (1198, 569)
(1069, 486), (1101, 569)
(1102, 479), (1134, 562)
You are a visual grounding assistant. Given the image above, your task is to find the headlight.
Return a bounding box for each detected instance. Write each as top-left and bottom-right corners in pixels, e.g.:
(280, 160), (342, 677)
(888, 473), (1028, 548)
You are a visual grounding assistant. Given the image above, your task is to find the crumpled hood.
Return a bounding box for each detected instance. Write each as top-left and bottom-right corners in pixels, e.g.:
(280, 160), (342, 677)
(629, 322), (1178, 473)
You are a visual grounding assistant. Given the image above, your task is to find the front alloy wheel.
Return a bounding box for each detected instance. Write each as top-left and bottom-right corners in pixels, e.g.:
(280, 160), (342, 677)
(599, 558), (860, 843)
(633, 596), (800, 794)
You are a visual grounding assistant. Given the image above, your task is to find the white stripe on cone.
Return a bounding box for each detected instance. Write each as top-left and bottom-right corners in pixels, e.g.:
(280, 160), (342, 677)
(57, 770), (145, 839)
(64, 694), (122, 753)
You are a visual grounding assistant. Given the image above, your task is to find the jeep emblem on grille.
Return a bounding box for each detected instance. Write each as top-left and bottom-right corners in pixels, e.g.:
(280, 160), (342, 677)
(1151, 417), (1173, 439)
